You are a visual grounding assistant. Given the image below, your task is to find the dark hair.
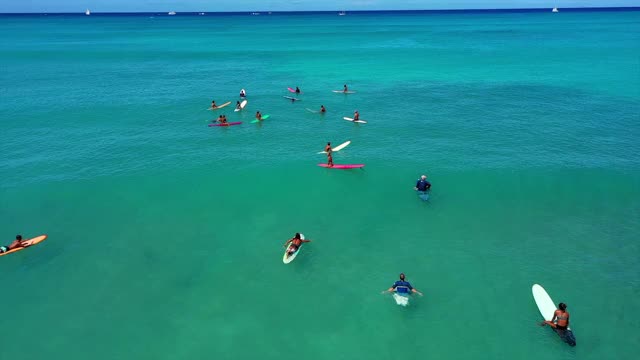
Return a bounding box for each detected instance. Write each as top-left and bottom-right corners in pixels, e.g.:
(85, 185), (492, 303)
(16, 235), (22, 240)
(559, 303), (567, 310)
(327, 142), (331, 145)
(294, 233), (301, 239)
(399, 273), (405, 280)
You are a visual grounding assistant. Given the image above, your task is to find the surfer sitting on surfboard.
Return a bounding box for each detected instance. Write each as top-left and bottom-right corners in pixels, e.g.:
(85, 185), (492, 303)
(235, 101), (241, 110)
(240, 89), (246, 98)
(283, 233), (311, 257)
(295, 86), (301, 94)
(0, 235), (28, 253)
(385, 273), (423, 296)
(320, 105), (326, 113)
(353, 111), (360, 121)
(210, 100), (217, 109)
(541, 303), (570, 330)
(343, 84), (348, 93)
(415, 175), (431, 192)
(256, 111), (262, 121)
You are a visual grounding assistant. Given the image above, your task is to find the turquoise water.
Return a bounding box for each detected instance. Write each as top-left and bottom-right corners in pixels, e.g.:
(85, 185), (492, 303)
(1, 10), (639, 359)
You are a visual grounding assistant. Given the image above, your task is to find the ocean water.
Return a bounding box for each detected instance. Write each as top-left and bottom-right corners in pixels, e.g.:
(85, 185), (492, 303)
(1, 10), (639, 360)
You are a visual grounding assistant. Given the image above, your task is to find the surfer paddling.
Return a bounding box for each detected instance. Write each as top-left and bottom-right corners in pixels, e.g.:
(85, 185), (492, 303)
(0, 235), (28, 254)
(283, 233), (311, 257)
(384, 273), (423, 296)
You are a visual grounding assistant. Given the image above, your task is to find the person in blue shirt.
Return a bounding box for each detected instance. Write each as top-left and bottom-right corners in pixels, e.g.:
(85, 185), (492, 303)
(414, 175), (431, 192)
(385, 273), (423, 296)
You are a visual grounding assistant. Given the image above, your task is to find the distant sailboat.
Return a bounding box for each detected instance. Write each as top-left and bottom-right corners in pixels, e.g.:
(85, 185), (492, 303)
(338, 11), (346, 16)
(168, 11), (176, 16)
(85, 9), (91, 16)
(552, 7), (559, 12)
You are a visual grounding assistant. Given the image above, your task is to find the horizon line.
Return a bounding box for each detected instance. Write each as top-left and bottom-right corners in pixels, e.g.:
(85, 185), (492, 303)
(1, 6), (639, 15)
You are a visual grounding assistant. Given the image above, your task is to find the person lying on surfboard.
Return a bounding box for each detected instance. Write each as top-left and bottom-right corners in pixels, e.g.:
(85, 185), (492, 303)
(385, 273), (423, 296)
(0, 235), (28, 254)
(255, 111), (262, 121)
(414, 175), (431, 192)
(283, 233), (311, 256)
(353, 111), (360, 121)
(541, 302), (570, 330)
(320, 105), (326, 113)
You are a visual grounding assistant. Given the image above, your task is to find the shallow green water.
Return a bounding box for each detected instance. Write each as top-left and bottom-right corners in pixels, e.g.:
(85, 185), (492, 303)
(1, 10), (639, 360)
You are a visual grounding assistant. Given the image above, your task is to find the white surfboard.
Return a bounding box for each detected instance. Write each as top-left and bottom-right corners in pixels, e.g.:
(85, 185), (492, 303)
(532, 284), (571, 330)
(317, 140), (351, 154)
(393, 293), (409, 306)
(283, 233), (305, 264)
(343, 117), (367, 124)
(333, 90), (356, 94)
(306, 108), (319, 113)
(234, 100), (248, 112)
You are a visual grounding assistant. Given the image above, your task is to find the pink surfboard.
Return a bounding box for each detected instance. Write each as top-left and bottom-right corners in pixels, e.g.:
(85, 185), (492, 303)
(209, 122), (242, 127)
(288, 87), (301, 93)
(318, 164), (365, 169)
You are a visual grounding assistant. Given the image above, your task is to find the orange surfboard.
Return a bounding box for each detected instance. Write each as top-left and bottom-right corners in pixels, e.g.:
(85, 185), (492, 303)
(0, 235), (47, 257)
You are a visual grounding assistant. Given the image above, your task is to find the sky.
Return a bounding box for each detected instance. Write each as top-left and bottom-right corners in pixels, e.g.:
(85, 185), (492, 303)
(1, 0), (637, 13)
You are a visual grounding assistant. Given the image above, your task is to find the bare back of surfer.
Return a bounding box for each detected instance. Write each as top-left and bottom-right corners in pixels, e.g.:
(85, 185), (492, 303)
(353, 111), (359, 121)
(0, 235), (27, 253)
(256, 111), (262, 121)
(541, 303), (570, 329)
(343, 84), (348, 93)
(210, 100), (217, 109)
(320, 105), (326, 113)
(283, 233), (311, 256)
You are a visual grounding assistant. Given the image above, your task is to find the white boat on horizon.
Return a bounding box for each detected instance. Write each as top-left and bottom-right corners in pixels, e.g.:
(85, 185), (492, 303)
(338, 11), (346, 16)
(552, 7), (559, 13)
(168, 11), (176, 16)
(85, 9), (90, 16)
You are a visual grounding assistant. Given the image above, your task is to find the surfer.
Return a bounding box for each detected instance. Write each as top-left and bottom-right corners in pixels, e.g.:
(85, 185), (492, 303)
(325, 142), (334, 167)
(385, 273), (423, 296)
(240, 89), (246, 98)
(320, 105), (326, 113)
(353, 111), (360, 121)
(235, 101), (241, 110)
(283, 233), (311, 256)
(343, 84), (348, 93)
(541, 303), (570, 330)
(414, 175), (431, 192)
(256, 111), (262, 121)
(210, 100), (217, 109)
(295, 86), (301, 94)
(221, 115), (228, 124)
(0, 235), (27, 254)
